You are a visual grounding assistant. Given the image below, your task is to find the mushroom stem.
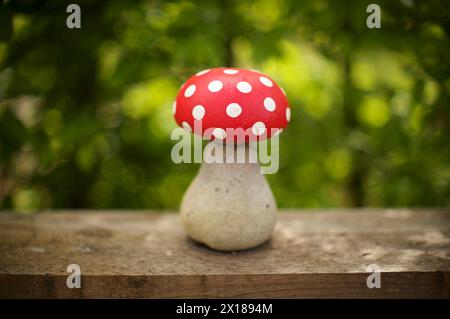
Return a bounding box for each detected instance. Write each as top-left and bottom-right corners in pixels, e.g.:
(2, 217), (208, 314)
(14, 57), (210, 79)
(180, 142), (277, 251)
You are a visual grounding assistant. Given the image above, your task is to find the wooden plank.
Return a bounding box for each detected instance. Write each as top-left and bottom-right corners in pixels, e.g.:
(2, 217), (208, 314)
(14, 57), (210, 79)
(0, 209), (449, 298)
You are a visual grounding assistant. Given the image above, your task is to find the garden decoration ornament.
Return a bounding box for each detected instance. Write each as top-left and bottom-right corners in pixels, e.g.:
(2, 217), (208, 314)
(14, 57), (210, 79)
(174, 67), (290, 251)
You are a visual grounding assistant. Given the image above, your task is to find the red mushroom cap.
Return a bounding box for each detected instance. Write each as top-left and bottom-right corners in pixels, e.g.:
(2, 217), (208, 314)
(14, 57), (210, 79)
(173, 67), (290, 143)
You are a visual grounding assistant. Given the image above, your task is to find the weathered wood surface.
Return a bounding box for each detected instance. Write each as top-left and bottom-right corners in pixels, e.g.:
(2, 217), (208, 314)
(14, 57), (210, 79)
(0, 209), (449, 298)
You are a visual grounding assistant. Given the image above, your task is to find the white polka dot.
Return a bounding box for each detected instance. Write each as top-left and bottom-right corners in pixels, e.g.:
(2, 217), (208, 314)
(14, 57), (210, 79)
(226, 103), (242, 118)
(286, 107), (291, 122)
(196, 69), (210, 76)
(259, 76), (273, 87)
(184, 84), (196, 97)
(280, 87), (287, 96)
(263, 97), (276, 112)
(192, 105), (205, 120)
(208, 80), (223, 92)
(182, 121), (192, 132)
(273, 128), (283, 137)
(252, 122), (266, 136)
(236, 81), (252, 93)
(213, 128), (227, 140)
(224, 69), (239, 75)
(172, 101), (177, 114)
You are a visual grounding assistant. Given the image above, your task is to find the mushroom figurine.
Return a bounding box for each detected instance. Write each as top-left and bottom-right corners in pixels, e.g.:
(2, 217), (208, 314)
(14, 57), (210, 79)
(174, 67), (290, 251)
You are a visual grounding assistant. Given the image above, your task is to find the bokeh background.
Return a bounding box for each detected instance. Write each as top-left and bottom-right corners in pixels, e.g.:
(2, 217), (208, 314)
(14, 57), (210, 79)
(0, 0), (449, 211)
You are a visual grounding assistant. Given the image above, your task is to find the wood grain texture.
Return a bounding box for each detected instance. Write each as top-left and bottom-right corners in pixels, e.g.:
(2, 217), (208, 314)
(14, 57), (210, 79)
(0, 209), (449, 298)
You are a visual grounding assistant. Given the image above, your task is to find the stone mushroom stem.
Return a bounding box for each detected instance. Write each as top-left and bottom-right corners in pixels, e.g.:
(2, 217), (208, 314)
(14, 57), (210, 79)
(180, 142), (277, 251)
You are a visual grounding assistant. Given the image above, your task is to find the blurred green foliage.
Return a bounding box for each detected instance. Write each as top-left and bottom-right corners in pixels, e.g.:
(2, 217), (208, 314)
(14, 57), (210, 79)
(0, 0), (449, 211)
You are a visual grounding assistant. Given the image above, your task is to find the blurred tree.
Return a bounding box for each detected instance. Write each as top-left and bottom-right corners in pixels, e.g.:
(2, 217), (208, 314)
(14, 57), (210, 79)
(0, 0), (448, 211)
